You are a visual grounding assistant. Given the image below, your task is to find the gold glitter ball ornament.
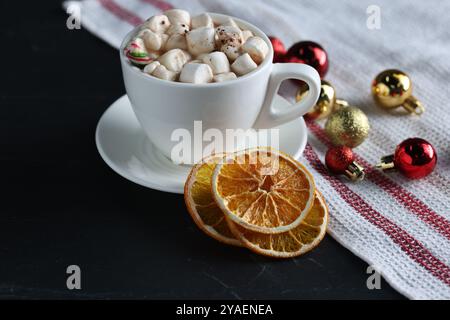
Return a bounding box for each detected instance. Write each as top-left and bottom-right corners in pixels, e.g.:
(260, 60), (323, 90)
(371, 69), (424, 115)
(325, 106), (370, 148)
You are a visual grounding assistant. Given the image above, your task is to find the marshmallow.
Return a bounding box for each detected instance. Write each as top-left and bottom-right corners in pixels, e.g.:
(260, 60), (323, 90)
(241, 36), (269, 64)
(161, 34), (169, 48)
(152, 65), (178, 81)
(143, 61), (161, 74)
(165, 34), (188, 51)
(167, 23), (190, 36)
(144, 15), (171, 34)
(213, 72), (237, 83)
(147, 50), (161, 60)
(141, 29), (166, 51)
(242, 30), (254, 42)
(202, 51), (230, 74)
(186, 27), (216, 56)
(191, 13), (214, 29)
(220, 43), (240, 61)
(215, 26), (243, 46)
(195, 53), (208, 60)
(221, 17), (239, 29)
(164, 9), (190, 26)
(231, 53), (258, 75)
(179, 63), (213, 84)
(158, 49), (191, 72)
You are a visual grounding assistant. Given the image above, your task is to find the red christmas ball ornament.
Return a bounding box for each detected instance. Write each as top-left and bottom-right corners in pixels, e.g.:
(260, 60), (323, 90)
(285, 41), (329, 78)
(325, 146), (365, 181)
(269, 36), (287, 63)
(377, 138), (437, 179)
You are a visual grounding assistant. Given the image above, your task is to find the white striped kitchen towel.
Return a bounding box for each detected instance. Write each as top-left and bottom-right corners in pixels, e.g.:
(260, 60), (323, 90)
(64, 0), (450, 299)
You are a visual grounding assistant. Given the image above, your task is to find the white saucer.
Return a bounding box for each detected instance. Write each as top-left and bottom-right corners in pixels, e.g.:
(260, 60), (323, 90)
(95, 95), (307, 194)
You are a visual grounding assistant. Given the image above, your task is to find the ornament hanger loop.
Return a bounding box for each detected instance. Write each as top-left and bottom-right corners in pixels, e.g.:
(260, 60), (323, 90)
(403, 97), (425, 115)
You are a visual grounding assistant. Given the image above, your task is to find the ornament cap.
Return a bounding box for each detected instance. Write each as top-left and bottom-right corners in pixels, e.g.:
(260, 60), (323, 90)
(403, 96), (425, 115)
(334, 99), (349, 110)
(345, 161), (365, 181)
(376, 154), (395, 171)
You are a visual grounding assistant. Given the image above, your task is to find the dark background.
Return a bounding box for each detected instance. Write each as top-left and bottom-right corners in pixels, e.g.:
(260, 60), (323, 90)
(0, 1), (403, 299)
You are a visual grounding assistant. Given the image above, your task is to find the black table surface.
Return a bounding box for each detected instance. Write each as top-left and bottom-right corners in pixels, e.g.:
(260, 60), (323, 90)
(0, 1), (404, 299)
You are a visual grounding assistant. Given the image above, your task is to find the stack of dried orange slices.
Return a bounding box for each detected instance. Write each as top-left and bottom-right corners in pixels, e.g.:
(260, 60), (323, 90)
(184, 148), (328, 258)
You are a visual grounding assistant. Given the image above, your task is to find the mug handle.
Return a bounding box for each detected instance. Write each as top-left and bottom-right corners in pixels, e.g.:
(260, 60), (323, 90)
(253, 63), (321, 129)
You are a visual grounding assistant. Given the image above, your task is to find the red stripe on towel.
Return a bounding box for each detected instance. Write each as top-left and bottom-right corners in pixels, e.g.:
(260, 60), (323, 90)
(140, 0), (174, 11)
(98, 0), (143, 26)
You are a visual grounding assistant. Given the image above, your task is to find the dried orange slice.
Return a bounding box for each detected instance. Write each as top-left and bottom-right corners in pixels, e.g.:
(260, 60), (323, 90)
(184, 154), (241, 247)
(227, 191), (328, 258)
(212, 148), (316, 234)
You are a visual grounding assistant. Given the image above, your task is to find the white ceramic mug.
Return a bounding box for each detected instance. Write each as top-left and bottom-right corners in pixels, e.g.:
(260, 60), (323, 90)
(120, 13), (320, 160)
